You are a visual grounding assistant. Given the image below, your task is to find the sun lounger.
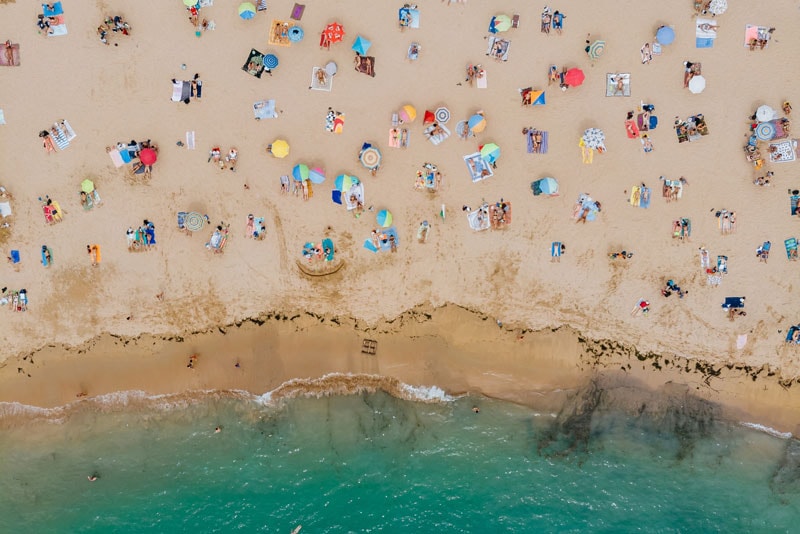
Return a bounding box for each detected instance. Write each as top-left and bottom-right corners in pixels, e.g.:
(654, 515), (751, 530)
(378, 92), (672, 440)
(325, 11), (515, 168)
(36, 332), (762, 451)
(423, 124), (451, 145)
(785, 238), (798, 260)
(486, 37), (510, 61)
(253, 99), (277, 120)
(606, 73), (631, 97)
(464, 152), (493, 182)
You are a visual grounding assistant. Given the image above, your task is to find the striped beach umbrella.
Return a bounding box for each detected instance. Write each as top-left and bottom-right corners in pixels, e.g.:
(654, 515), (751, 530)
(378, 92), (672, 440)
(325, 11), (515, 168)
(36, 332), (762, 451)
(435, 107), (450, 123)
(376, 209), (393, 228)
(480, 143), (501, 164)
(292, 164), (309, 181)
(359, 146), (382, 170)
(468, 113), (486, 133)
(263, 54), (279, 69)
(308, 167), (326, 184)
(184, 212), (205, 232)
(755, 122), (776, 141)
(399, 105), (417, 123)
(238, 2), (256, 20)
(587, 40), (605, 60)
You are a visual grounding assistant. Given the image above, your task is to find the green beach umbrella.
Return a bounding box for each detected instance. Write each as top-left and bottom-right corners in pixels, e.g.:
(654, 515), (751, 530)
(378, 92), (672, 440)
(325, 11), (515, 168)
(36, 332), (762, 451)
(81, 179), (95, 193)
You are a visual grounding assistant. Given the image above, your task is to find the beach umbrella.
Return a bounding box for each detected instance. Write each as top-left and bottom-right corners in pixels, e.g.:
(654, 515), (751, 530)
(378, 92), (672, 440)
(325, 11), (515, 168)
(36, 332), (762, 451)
(531, 177), (559, 196)
(688, 75), (706, 94)
(435, 107), (451, 124)
(238, 2), (256, 20)
(480, 143), (501, 164)
(655, 26), (675, 45)
(270, 139), (289, 158)
(263, 54), (279, 69)
(292, 164), (309, 181)
(139, 148), (157, 165)
(755, 121), (776, 141)
(184, 212), (205, 232)
(80, 179), (95, 193)
(707, 0), (727, 15)
(334, 174), (358, 192)
(468, 114), (486, 133)
(359, 146), (382, 170)
(324, 61), (337, 76)
(491, 14), (512, 33)
(288, 26), (304, 42)
(582, 128), (605, 149)
(184, 0), (197, 6)
(376, 209), (393, 228)
(587, 40), (605, 60)
(308, 167), (326, 184)
(455, 120), (470, 139)
(756, 105), (777, 122)
(323, 22), (345, 44)
(564, 68), (585, 87)
(423, 110), (436, 125)
(352, 35), (371, 55)
(399, 105), (417, 123)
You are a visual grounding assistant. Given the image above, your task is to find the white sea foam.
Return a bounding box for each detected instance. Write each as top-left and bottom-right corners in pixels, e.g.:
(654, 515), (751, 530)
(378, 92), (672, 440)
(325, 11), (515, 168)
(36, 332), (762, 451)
(400, 383), (456, 402)
(739, 422), (793, 439)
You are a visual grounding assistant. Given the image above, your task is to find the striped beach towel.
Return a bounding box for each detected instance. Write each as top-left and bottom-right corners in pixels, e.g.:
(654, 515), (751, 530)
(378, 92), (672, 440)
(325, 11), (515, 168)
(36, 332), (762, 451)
(52, 123), (69, 150)
(61, 120), (76, 141)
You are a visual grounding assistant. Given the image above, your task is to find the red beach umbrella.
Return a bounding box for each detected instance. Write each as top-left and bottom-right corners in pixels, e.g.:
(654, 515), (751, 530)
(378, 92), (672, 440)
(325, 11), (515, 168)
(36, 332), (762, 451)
(564, 68), (585, 87)
(139, 148), (157, 165)
(323, 22), (345, 44)
(423, 110), (436, 125)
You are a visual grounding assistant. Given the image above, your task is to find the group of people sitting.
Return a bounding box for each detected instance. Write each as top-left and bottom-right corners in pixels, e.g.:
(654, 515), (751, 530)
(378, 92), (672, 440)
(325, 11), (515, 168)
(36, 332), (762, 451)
(126, 220), (156, 250)
(540, 7), (565, 35)
(40, 195), (64, 225)
(244, 214), (266, 240)
(80, 188), (102, 211)
(661, 279), (687, 299)
(118, 139), (158, 177)
(97, 15), (130, 45)
(209, 147), (238, 171)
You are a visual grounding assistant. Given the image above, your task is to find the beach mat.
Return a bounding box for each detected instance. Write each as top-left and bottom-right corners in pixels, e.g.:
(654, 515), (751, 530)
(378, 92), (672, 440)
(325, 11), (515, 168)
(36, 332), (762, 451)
(606, 73), (631, 97)
(0, 43), (20, 66)
(525, 130), (548, 154)
(768, 140), (797, 163)
(242, 49), (266, 78)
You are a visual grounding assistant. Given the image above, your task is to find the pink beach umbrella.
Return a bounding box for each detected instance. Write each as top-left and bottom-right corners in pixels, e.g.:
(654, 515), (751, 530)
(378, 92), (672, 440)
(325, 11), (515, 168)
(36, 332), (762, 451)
(308, 167), (326, 184)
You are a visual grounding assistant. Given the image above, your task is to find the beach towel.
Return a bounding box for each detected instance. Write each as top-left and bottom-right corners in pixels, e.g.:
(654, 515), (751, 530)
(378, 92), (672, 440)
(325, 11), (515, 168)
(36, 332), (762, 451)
(253, 99), (277, 120)
(489, 202), (511, 228)
(344, 183), (364, 210)
(629, 186), (651, 208)
(399, 7), (420, 29)
(0, 202), (11, 218)
(637, 112), (657, 131)
(476, 68), (487, 89)
(331, 190), (342, 205)
(0, 43), (20, 66)
(717, 255), (728, 274)
(48, 17), (68, 37)
(785, 238), (798, 260)
(180, 81), (191, 101)
(551, 242), (562, 258)
(606, 73), (631, 97)
(171, 80), (184, 102)
(768, 140), (797, 163)
(625, 119), (640, 139)
(376, 227), (399, 252)
(108, 148), (125, 167)
(43, 2), (64, 16)
(10, 250), (20, 264)
(520, 88), (545, 107)
(744, 25), (771, 48)
(0, 110), (5, 125)
(722, 297), (745, 309)
(354, 55), (376, 77)
(696, 18), (718, 47)
(467, 207), (491, 231)
(310, 67), (333, 91)
(186, 131), (196, 150)
(325, 109), (344, 133)
(290, 3), (304, 19)
(424, 124), (451, 146)
(61, 120), (76, 141)
(242, 49), (267, 78)
(269, 20), (293, 47)
(526, 130), (548, 154)
(51, 123), (69, 150)
(663, 179), (683, 199)
(464, 152), (493, 182)
(388, 128), (402, 148)
(791, 195), (799, 216)
(486, 37), (510, 61)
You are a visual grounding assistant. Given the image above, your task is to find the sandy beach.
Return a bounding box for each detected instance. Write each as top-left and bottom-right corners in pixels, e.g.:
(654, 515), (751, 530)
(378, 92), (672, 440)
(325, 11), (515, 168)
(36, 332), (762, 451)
(1, 2), (800, 430)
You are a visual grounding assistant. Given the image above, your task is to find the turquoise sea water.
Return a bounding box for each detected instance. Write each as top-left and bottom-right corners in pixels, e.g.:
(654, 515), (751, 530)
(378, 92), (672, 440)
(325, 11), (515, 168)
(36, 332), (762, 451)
(1, 389), (799, 533)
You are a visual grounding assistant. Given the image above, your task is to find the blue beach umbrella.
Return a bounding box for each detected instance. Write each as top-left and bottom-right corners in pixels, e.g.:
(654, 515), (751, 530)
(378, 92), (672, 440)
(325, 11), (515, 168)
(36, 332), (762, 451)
(238, 2), (256, 20)
(288, 26), (304, 42)
(292, 164), (309, 181)
(656, 26), (675, 45)
(309, 167), (326, 184)
(531, 177), (559, 196)
(376, 209), (393, 228)
(263, 54), (279, 69)
(352, 35), (372, 55)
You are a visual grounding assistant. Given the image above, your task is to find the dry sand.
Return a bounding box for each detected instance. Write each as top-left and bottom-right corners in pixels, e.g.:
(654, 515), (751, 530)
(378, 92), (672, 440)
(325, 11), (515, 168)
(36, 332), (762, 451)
(1, 2), (800, 427)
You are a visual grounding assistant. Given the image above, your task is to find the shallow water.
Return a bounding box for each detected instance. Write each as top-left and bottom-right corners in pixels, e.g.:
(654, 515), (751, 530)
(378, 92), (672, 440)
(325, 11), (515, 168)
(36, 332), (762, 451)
(0, 390), (797, 532)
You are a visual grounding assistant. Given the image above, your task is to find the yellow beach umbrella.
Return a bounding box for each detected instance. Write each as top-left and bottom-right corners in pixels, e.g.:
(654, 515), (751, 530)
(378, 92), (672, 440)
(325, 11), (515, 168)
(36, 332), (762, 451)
(270, 139), (290, 158)
(399, 105), (417, 123)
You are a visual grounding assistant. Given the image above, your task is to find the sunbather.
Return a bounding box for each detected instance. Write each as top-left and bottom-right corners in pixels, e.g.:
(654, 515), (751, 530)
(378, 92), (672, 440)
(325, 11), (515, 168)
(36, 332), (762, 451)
(540, 9), (551, 34)
(641, 43), (652, 64)
(226, 148), (238, 171)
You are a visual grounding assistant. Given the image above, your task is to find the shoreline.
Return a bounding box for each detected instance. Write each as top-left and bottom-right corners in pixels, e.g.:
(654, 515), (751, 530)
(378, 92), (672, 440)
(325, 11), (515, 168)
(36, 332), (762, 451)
(2, 304), (799, 435)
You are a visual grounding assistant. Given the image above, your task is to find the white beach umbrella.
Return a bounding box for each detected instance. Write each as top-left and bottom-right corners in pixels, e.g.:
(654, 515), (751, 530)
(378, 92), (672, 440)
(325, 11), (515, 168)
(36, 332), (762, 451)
(707, 0), (727, 15)
(756, 105), (777, 122)
(688, 75), (706, 94)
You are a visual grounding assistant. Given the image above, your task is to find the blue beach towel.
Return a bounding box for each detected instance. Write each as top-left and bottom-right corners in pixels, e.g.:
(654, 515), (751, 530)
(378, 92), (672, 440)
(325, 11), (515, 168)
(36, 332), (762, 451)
(363, 239), (378, 253)
(322, 238), (334, 261)
(696, 37), (714, 48)
(551, 242), (561, 257)
(43, 2), (64, 16)
(10, 250), (20, 263)
(331, 190), (342, 204)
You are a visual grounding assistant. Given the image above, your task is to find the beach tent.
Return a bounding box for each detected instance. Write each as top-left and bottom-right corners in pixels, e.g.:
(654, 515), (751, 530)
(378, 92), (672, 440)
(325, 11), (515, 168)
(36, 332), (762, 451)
(531, 177), (559, 196)
(352, 35), (371, 55)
